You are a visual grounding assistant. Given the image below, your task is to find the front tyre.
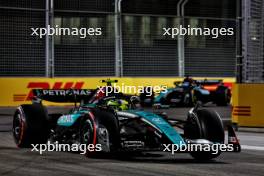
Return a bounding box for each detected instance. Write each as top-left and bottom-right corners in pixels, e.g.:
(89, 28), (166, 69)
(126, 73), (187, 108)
(79, 113), (98, 156)
(184, 109), (225, 160)
(80, 109), (120, 156)
(80, 114), (96, 146)
(94, 110), (120, 152)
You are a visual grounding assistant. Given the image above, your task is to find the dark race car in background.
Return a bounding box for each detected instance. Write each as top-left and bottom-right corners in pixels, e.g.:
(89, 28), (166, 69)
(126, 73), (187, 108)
(140, 79), (231, 107)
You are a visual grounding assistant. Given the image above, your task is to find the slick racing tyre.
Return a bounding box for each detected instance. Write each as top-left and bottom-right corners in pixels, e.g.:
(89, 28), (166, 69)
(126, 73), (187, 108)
(95, 109), (120, 152)
(80, 109), (120, 155)
(215, 87), (231, 106)
(79, 112), (98, 155)
(184, 109), (225, 160)
(13, 104), (49, 148)
(183, 92), (193, 107)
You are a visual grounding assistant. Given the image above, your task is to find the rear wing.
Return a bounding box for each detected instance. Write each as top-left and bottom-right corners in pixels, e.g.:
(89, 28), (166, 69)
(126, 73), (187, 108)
(32, 89), (95, 103)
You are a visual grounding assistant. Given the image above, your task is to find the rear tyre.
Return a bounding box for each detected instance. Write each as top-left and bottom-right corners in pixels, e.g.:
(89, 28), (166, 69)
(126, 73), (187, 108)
(183, 92), (193, 107)
(13, 104), (49, 148)
(184, 109), (225, 160)
(215, 87), (230, 106)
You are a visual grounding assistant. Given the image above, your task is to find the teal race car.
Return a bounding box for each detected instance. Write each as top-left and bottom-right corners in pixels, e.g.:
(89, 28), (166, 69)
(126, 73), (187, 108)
(13, 87), (240, 160)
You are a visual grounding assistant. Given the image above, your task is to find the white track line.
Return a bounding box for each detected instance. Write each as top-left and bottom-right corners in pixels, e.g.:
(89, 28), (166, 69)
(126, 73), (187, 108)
(241, 145), (264, 151)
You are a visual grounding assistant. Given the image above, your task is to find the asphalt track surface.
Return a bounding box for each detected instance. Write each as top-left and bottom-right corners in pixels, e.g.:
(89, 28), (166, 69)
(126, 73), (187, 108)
(0, 106), (264, 176)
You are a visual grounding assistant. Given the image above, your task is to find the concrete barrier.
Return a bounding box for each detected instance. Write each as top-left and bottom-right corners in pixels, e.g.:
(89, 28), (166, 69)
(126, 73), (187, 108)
(0, 77), (235, 106)
(232, 84), (264, 127)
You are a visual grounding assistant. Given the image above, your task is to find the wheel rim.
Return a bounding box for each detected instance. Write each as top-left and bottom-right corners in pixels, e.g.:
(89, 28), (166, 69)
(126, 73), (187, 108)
(13, 113), (22, 140)
(80, 119), (93, 144)
(183, 93), (190, 105)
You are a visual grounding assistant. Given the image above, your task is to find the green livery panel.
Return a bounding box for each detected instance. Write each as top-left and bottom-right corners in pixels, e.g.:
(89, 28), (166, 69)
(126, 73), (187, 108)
(131, 111), (186, 145)
(57, 114), (81, 127)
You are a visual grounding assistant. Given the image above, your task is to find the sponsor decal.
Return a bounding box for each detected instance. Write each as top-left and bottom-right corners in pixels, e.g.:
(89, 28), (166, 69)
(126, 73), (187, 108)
(13, 81), (84, 101)
(151, 117), (167, 125)
(58, 115), (74, 123)
(13, 94), (27, 102)
(232, 106), (251, 116)
(41, 89), (91, 96)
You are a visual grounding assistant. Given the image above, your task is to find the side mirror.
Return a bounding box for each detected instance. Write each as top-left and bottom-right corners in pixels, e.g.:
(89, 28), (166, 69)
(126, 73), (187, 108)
(174, 81), (181, 86)
(130, 96), (140, 104)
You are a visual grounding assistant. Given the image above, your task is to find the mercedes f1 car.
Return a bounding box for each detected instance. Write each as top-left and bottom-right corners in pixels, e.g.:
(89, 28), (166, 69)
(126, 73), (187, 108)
(13, 83), (239, 161)
(140, 78), (231, 107)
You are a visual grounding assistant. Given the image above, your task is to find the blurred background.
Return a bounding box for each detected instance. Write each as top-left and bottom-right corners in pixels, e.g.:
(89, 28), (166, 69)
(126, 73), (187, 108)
(0, 0), (262, 82)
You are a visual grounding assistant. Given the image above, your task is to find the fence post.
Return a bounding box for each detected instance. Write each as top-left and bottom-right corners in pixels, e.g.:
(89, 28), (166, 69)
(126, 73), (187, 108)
(115, 0), (123, 77)
(45, 0), (50, 77)
(50, 0), (54, 77)
(177, 0), (188, 77)
(45, 0), (54, 78)
(236, 0), (243, 83)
